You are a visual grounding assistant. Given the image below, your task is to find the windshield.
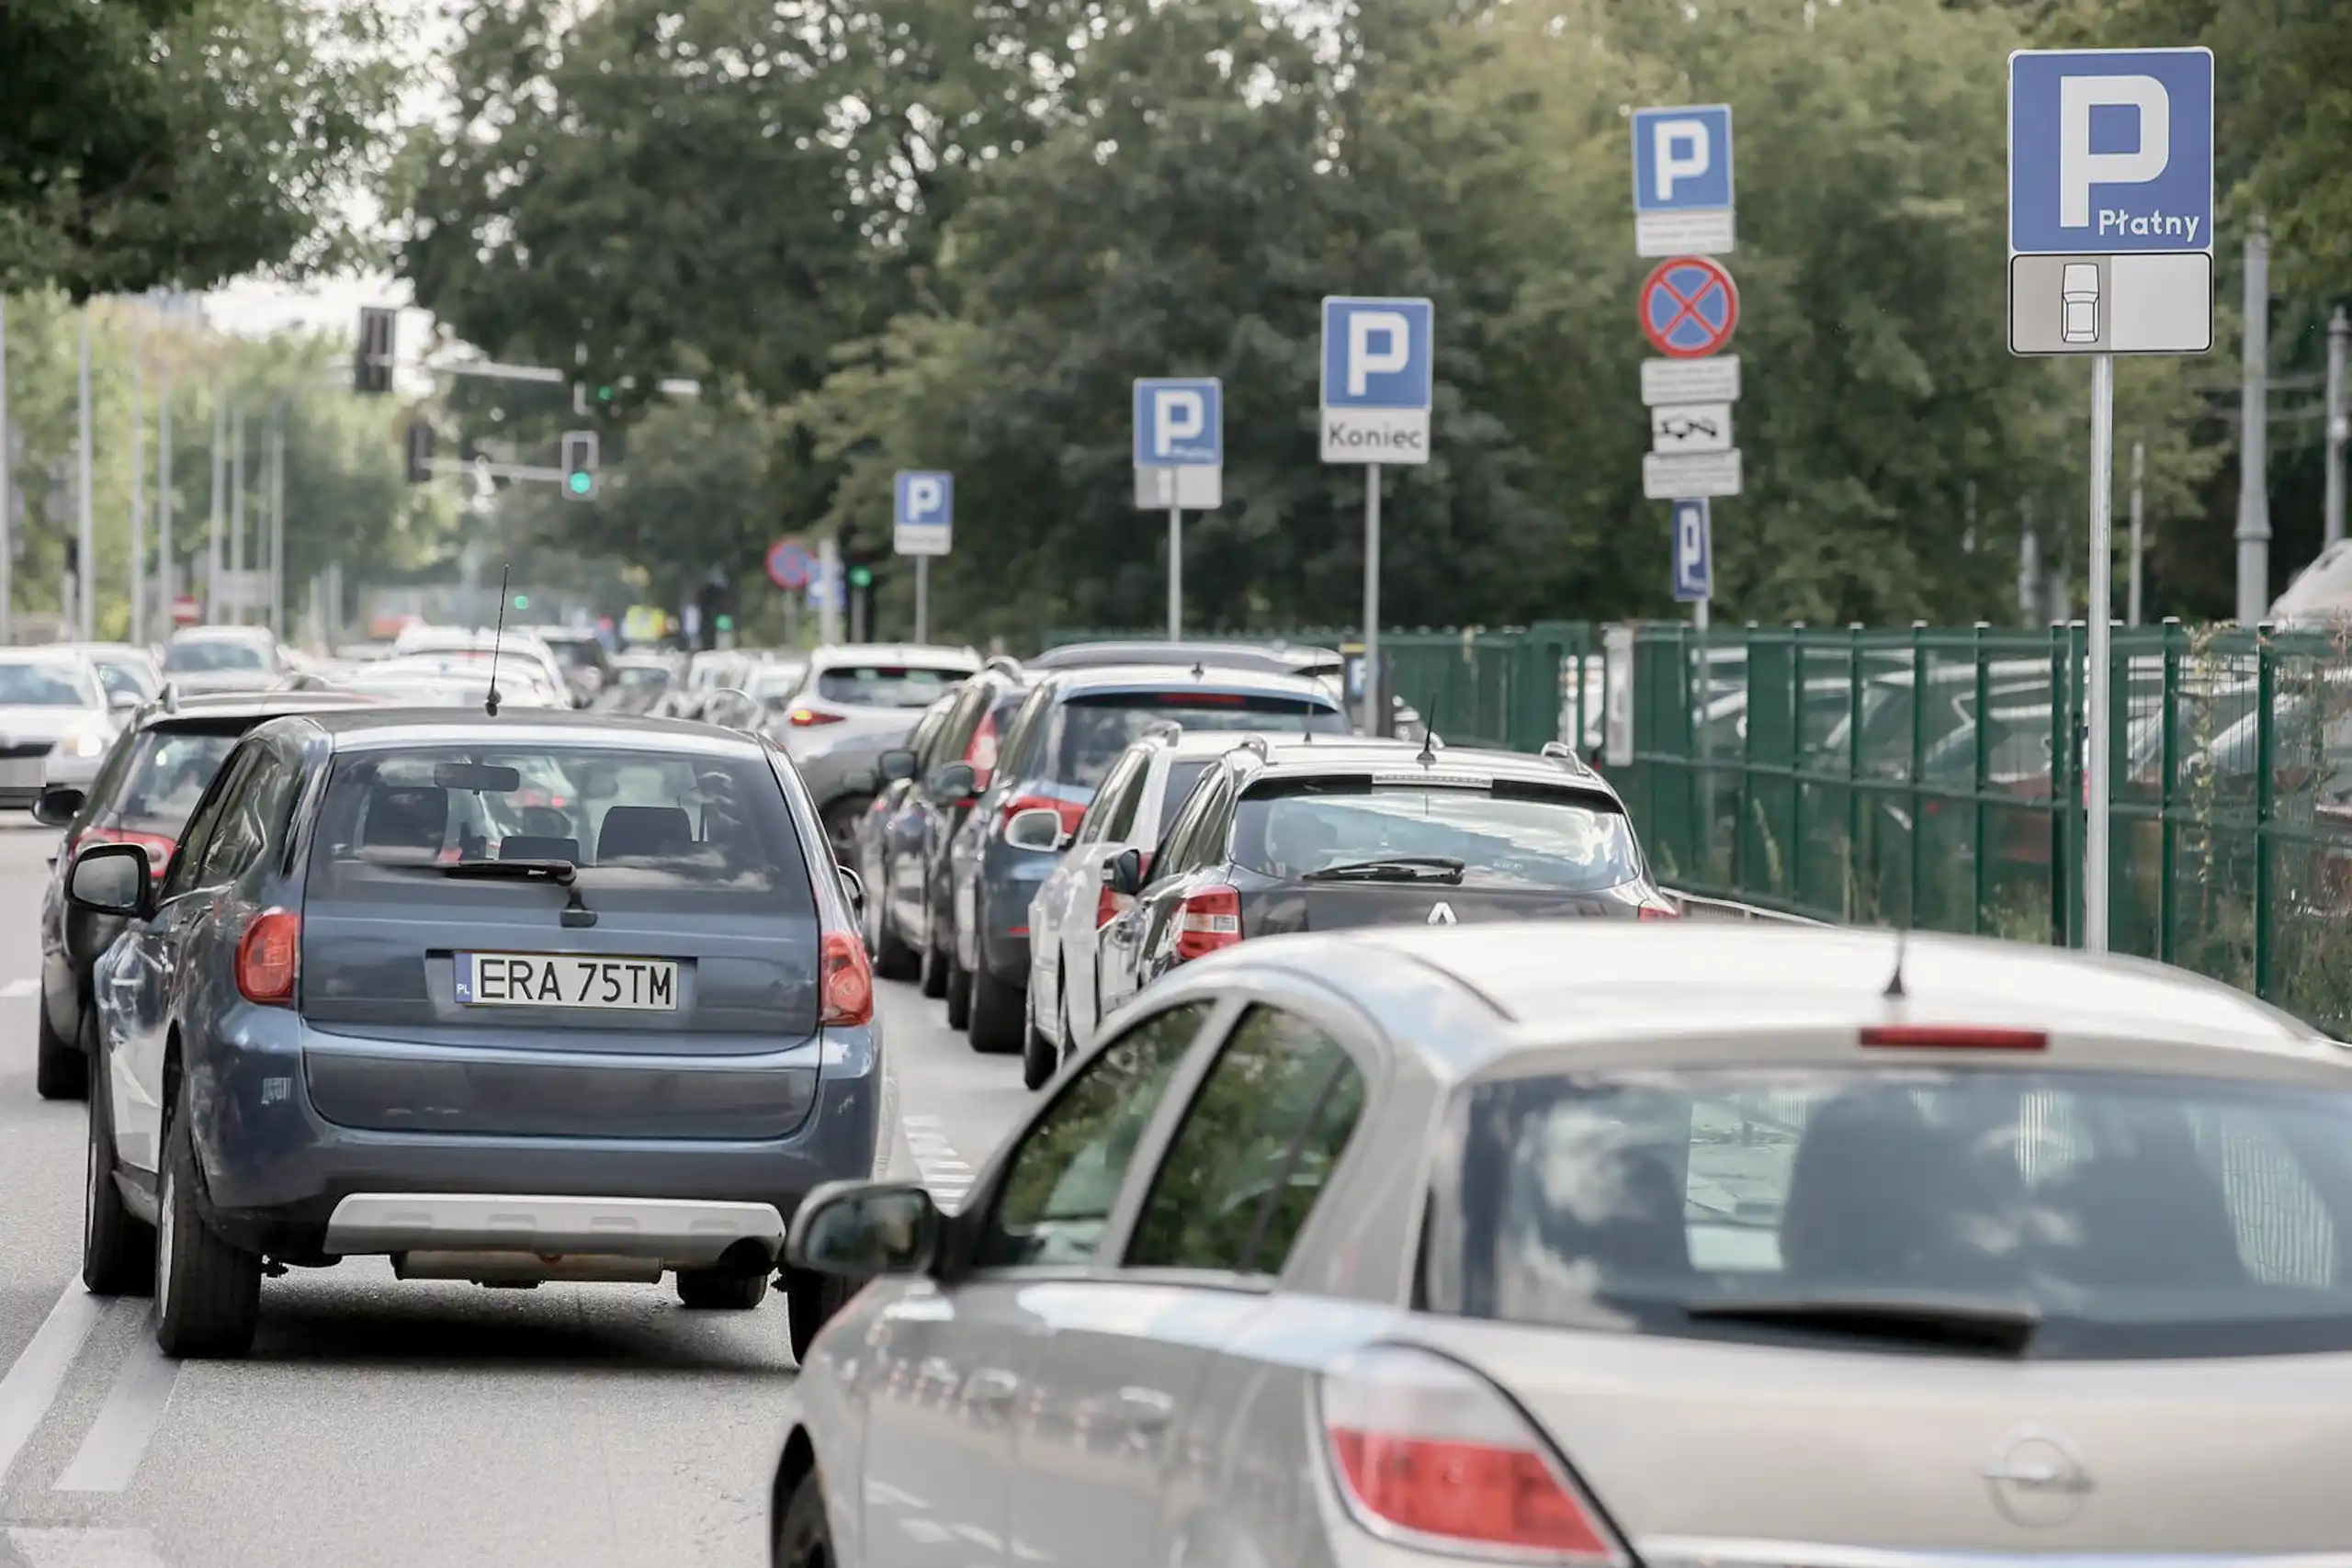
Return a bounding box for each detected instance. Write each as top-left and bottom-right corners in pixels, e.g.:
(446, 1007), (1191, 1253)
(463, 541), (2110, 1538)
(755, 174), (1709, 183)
(1433, 1066), (2352, 1359)
(88, 659), (157, 702)
(1047, 694), (1350, 790)
(0, 662), (100, 707)
(814, 664), (965, 709)
(306, 745), (814, 914)
(119, 729), (242, 825)
(164, 639), (268, 673)
(1234, 782), (1643, 892)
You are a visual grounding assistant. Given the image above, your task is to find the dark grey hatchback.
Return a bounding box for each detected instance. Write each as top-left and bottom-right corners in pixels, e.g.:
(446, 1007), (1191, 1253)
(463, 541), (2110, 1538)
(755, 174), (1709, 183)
(65, 709), (882, 1360)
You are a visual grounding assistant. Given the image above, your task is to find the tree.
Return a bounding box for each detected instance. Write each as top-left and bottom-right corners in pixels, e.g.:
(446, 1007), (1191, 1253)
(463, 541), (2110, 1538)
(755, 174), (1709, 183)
(1, 0), (404, 296)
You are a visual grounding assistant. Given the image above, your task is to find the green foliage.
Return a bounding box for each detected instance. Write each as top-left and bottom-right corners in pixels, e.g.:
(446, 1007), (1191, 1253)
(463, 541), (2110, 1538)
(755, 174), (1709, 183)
(0, 0), (405, 296)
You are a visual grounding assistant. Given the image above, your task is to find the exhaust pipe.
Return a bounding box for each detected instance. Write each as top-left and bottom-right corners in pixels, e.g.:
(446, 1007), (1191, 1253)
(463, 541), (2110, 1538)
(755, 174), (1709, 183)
(393, 1251), (665, 1286)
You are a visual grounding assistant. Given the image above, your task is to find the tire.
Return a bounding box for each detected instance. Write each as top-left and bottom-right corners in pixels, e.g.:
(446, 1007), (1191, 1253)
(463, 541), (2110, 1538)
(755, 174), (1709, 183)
(675, 1266), (770, 1310)
(872, 900), (920, 983)
(784, 1268), (852, 1366)
(82, 1055), (154, 1296)
(36, 985), (87, 1102)
(153, 1089), (262, 1359)
(1022, 989), (1057, 1090)
(967, 961), (1024, 1055)
(919, 927), (949, 999)
(771, 1465), (836, 1568)
(943, 953), (972, 1031)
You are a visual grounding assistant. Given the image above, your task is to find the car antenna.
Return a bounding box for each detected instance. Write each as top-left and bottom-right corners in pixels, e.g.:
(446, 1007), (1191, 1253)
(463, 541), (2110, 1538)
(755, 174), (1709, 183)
(1883, 924), (1909, 999)
(1416, 727), (1439, 766)
(482, 566), (509, 717)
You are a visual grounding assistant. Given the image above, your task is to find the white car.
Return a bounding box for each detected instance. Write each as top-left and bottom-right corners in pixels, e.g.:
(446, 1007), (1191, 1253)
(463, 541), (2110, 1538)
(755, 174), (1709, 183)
(160, 626), (289, 694)
(6, 650), (131, 802)
(391, 625), (573, 705)
(770, 921), (2352, 1568)
(1023, 724), (1262, 1089)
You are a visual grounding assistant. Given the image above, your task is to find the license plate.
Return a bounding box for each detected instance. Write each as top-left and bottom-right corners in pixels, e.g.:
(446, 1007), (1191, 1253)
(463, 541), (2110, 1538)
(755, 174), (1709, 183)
(454, 953), (680, 1011)
(0, 759), (40, 786)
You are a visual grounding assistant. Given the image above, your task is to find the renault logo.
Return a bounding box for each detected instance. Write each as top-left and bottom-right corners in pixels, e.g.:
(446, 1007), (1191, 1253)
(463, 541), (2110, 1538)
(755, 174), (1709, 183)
(1427, 902), (1456, 925)
(1982, 1426), (2095, 1528)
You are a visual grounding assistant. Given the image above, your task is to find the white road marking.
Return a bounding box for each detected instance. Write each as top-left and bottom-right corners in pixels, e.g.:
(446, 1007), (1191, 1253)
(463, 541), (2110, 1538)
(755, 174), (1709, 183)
(54, 1334), (178, 1493)
(0, 1289), (109, 1488)
(7, 1528), (175, 1567)
(901, 1115), (976, 1208)
(0, 978), (37, 999)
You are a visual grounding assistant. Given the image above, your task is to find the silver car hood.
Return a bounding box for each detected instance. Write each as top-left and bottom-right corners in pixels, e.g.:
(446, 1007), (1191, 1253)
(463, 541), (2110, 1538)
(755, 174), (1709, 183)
(1408, 1315), (2352, 1554)
(0, 705), (108, 744)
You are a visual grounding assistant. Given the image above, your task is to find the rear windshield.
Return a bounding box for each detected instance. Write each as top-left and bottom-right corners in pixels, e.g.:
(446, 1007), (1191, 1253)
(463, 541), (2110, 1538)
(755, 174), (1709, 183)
(1048, 694), (1350, 789)
(542, 637), (610, 672)
(815, 665), (966, 708)
(119, 729), (243, 825)
(306, 745), (814, 914)
(164, 640), (266, 673)
(1234, 782), (1643, 892)
(1432, 1067), (2352, 1359)
(0, 662), (97, 705)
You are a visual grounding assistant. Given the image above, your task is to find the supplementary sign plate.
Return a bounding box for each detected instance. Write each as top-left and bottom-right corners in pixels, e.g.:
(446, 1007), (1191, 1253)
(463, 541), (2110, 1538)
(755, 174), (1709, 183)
(1651, 402), (1734, 456)
(1642, 356), (1740, 406)
(1135, 466), (1222, 510)
(1643, 450), (1742, 501)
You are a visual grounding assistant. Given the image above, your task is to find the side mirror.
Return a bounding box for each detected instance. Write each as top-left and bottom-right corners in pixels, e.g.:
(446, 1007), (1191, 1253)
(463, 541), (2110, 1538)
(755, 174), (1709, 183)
(878, 750), (917, 783)
(927, 761), (978, 803)
(67, 842), (152, 919)
(107, 689), (141, 712)
(785, 1179), (942, 1279)
(841, 768), (878, 797)
(31, 785), (85, 828)
(1004, 807), (1066, 852)
(1107, 846), (1146, 897)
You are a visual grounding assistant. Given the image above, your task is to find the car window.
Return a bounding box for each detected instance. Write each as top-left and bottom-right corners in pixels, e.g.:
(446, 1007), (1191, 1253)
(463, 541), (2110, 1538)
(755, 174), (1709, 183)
(978, 1002), (1214, 1269)
(1125, 1007), (1368, 1277)
(163, 745), (262, 899)
(0, 660), (99, 706)
(814, 665), (965, 709)
(118, 729), (243, 825)
(90, 661), (153, 701)
(1076, 750), (1144, 846)
(1431, 1066), (2352, 1360)
(196, 743), (300, 886)
(164, 639), (268, 673)
(1233, 781), (1646, 893)
(1150, 760), (1213, 834)
(1155, 773), (1235, 882)
(75, 727), (144, 828)
(1147, 772), (1222, 883)
(995, 685), (1056, 783)
(1044, 693), (1350, 790)
(927, 682), (991, 767)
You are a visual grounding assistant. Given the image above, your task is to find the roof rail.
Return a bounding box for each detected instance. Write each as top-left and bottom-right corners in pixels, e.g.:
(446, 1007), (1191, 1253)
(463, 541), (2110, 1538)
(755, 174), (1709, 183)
(1231, 734), (1272, 761)
(1138, 719), (1183, 744)
(1540, 739), (1594, 773)
(981, 654), (1024, 676)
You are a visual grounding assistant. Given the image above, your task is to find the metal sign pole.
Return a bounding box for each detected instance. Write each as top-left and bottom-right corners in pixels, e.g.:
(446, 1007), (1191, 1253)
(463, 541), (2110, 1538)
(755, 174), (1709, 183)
(2086, 353), (2117, 953)
(2129, 440), (2146, 626)
(1362, 464), (1382, 736)
(1167, 504), (1182, 641)
(915, 556), (929, 645)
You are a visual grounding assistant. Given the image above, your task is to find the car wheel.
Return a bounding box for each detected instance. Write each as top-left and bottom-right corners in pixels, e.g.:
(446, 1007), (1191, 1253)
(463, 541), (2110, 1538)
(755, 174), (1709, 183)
(784, 1268), (852, 1366)
(1022, 990), (1056, 1090)
(872, 901), (920, 983)
(771, 1463), (835, 1568)
(36, 985), (88, 1102)
(675, 1266), (770, 1311)
(153, 1089), (262, 1359)
(967, 962), (1023, 1055)
(919, 928), (949, 999)
(82, 1052), (154, 1296)
(943, 953), (972, 1031)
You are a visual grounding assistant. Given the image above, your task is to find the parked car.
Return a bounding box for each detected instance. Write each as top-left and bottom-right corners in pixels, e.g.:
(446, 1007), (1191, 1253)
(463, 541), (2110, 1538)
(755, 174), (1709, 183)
(160, 626), (290, 694)
(769, 921), (2349, 1568)
(0, 649), (127, 807)
(1027, 638), (1425, 739)
(945, 664), (1352, 1052)
(852, 692), (961, 978)
(1023, 723), (1270, 1088)
(522, 625), (617, 705)
(769, 644), (982, 863)
(600, 650), (682, 715)
(1093, 734), (1674, 1019)
(59, 641), (165, 707)
(68, 708), (881, 1359)
(390, 625), (573, 705)
(30, 690), (384, 1100)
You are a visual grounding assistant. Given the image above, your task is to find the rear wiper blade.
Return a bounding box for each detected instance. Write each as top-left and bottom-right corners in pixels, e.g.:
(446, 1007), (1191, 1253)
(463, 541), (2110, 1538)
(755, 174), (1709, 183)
(1300, 855), (1467, 884)
(437, 857), (577, 886)
(1686, 1292), (2040, 1354)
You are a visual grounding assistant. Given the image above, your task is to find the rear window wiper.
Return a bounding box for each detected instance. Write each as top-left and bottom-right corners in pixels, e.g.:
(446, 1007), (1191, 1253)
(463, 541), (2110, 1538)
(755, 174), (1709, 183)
(1685, 1292), (2040, 1354)
(1300, 855), (1467, 885)
(437, 857), (577, 886)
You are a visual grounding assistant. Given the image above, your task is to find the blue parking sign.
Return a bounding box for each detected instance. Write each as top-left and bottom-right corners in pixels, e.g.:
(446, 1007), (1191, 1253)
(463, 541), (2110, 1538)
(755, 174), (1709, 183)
(1671, 498), (1712, 603)
(1132, 379), (1222, 467)
(2010, 49), (2212, 255)
(892, 470), (952, 558)
(1319, 297), (1434, 465)
(1632, 105), (1734, 214)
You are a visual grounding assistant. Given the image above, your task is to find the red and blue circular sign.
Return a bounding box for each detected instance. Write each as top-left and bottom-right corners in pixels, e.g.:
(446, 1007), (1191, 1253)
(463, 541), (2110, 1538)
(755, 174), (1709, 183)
(1638, 256), (1739, 359)
(765, 537), (814, 590)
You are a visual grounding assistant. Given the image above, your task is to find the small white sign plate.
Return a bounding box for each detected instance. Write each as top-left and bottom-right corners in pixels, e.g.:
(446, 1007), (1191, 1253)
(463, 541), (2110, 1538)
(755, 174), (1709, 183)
(1650, 402), (1734, 456)
(1641, 355), (1741, 407)
(1642, 449), (1742, 501)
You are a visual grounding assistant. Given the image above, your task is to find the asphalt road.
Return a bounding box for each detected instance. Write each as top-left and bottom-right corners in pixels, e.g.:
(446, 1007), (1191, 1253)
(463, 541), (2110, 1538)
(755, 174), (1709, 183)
(0, 822), (1035, 1568)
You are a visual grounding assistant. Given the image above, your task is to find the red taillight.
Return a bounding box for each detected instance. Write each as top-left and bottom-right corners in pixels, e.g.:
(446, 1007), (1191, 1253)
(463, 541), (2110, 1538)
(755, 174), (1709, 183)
(820, 930), (874, 1027)
(1173, 886), (1241, 962)
(1319, 1346), (1625, 1564)
(1636, 903), (1679, 921)
(1095, 882), (1123, 927)
(788, 707), (846, 728)
(1160, 691), (1246, 706)
(997, 794), (1088, 842)
(1860, 1024), (2048, 1051)
(81, 827), (176, 878)
(235, 909), (300, 1006)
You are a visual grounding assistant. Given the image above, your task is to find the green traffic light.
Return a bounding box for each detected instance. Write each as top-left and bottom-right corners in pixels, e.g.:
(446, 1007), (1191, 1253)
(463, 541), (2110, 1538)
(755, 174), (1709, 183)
(717, 615), (734, 631)
(567, 471), (593, 495)
(849, 566), (874, 588)
(514, 593), (530, 610)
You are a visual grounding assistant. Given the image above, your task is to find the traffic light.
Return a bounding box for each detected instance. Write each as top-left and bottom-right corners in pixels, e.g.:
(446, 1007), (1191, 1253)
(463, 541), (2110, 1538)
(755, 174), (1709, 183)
(848, 565), (874, 590)
(513, 593), (530, 611)
(356, 307), (395, 394)
(561, 430), (599, 500)
(404, 418), (435, 483)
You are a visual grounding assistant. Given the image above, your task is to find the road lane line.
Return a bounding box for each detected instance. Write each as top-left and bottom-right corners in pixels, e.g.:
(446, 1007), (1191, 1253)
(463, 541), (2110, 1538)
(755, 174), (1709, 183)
(902, 1116), (977, 1208)
(0, 979), (37, 999)
(0, 1289), (109, 1488)
(53, 1334), (177, 1493)
(8, 1528), (175, 1567)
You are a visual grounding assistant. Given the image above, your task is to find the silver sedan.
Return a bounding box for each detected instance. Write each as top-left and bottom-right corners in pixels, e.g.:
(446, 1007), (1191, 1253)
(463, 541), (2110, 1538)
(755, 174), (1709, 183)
(770, 921), (2352, 1568)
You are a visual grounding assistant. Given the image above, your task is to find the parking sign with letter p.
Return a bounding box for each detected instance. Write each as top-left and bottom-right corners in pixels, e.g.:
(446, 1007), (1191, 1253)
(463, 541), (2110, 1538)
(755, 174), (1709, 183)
(1318, 297), (1434, 466)
(893, 469), (953, 557)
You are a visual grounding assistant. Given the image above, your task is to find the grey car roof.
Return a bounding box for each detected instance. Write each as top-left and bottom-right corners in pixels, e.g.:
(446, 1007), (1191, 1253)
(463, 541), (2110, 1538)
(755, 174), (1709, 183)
(1038, 663), (1342, 701)
(1227, 736), (1627, 805)
(143, 692), (384, 725)
(278, 707), (771, 758)
(808, 643), (979, 668)
(1028, 640), (1333, 674)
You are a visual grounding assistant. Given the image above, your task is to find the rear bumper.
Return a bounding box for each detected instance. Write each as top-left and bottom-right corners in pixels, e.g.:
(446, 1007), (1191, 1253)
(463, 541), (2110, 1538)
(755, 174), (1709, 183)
(322, 1193), (784, 1265)
(185, 1006), (887, 1262)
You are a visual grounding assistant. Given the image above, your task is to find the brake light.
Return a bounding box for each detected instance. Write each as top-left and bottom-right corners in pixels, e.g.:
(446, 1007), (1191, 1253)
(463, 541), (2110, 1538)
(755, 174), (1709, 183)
(788, 707), (846, 728)
(80, 826), (175, 878)
(998, 794), (1088, 842)
(235, 909), (300, 1006)
(1173, 886), (1241, 962)
(1860, 1024), (2047, 1051)
(1318, 1345), (1625, 1564)
(1162, 692), (1245, 706)
(820, 930), (874, 1028)
(966, 711), (1000, 784)
(1636, 903), (1679, 921)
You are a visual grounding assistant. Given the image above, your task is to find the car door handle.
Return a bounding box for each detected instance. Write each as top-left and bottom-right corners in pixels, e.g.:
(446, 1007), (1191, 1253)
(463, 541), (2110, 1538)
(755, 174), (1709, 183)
(1116, 1386), (1174, 1435)
(963, 1368), (1022, 1411)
